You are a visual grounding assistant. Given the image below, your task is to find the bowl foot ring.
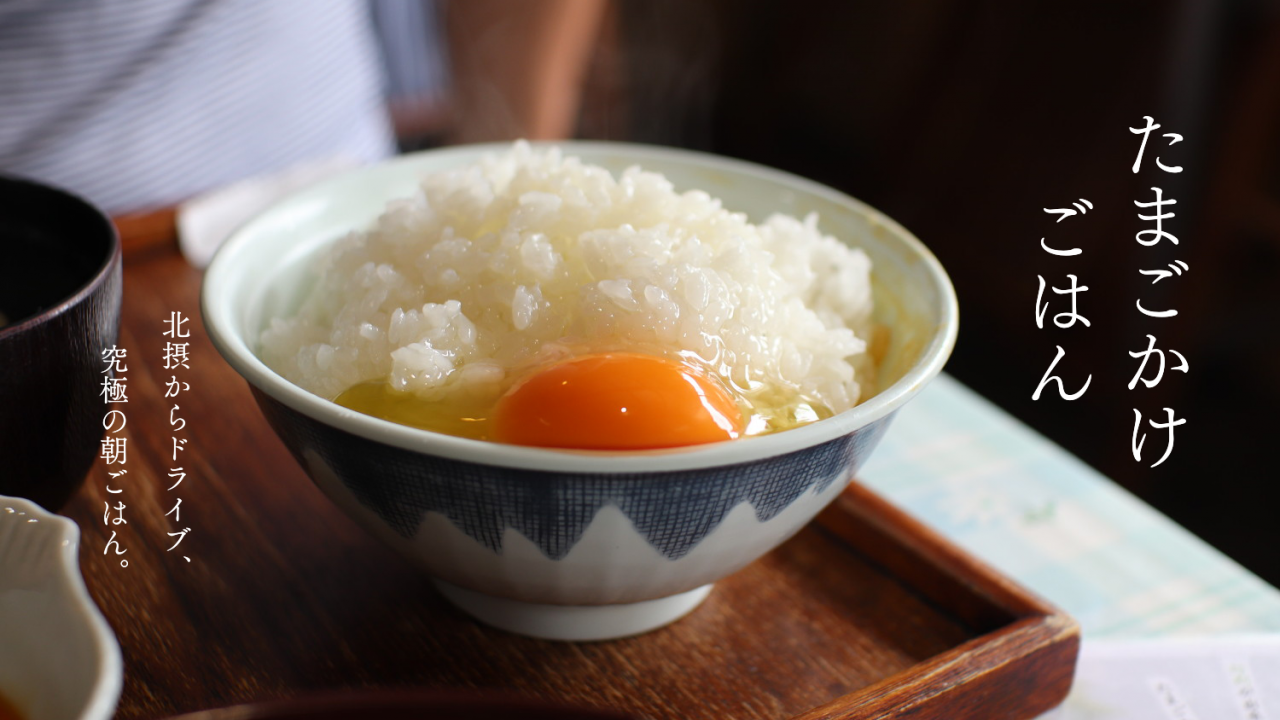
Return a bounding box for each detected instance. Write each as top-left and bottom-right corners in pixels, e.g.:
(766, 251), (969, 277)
(432, 580), (713, 641)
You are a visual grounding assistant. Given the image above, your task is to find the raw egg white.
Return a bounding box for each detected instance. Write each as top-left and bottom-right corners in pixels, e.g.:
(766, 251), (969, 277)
(334, 351), (834, 450)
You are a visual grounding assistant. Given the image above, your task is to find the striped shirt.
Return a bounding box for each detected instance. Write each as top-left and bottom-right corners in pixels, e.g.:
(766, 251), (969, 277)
(0, 0), (398, 215)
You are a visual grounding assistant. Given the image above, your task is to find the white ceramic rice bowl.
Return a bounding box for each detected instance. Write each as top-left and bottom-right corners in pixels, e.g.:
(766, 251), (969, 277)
(202, 142), (958, 640)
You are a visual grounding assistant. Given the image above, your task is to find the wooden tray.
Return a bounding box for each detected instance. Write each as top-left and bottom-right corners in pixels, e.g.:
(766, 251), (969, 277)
(83, 478), (1079, 720)
(451, 480), (1081, 720)
(68, 251), (1077, 720)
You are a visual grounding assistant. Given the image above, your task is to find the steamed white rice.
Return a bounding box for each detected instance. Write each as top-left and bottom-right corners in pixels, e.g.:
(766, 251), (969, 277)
(259, 142), (875, 418)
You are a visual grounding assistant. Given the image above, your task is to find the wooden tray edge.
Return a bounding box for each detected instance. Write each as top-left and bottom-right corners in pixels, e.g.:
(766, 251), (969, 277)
(818, 482), (1069, 627)
(794, 482), (1081, 720)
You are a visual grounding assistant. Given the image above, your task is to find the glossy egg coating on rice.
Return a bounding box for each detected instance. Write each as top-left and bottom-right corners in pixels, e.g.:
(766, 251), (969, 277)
(259, 142), (875, 448)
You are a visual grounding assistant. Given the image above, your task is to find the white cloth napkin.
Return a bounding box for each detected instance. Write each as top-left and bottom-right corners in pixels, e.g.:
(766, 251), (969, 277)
(177, 155), (364, 268)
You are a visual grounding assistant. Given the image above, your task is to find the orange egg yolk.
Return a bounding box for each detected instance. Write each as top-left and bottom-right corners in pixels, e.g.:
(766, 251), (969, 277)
(492, 353), (744, 450)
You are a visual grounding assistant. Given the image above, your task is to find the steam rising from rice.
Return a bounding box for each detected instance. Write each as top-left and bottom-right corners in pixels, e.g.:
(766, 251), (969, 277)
(259, 142), (875, 419)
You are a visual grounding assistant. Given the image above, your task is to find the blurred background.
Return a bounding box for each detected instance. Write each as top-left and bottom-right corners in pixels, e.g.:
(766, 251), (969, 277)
(5, 0), (1277, 585)
(565, 0), (1280, 587)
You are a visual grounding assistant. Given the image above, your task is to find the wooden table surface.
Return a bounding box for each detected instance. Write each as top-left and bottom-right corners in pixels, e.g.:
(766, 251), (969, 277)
(62, 247), (1073, 720)
(66, 246), (415, 718)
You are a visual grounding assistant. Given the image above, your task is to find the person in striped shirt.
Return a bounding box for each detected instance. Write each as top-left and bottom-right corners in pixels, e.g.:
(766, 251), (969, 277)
(0, 0), (604, 218)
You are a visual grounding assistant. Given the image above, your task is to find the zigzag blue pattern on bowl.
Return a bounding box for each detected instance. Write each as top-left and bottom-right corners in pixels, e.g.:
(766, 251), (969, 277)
(256, 391), (892, 560)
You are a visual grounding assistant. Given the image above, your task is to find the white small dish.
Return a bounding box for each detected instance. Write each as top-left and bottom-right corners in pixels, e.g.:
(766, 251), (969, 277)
(0, 495), (122, 720)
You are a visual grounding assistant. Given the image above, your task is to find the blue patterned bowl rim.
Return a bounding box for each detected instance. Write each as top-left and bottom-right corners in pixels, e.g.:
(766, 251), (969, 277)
(202, 141), (958, 473)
